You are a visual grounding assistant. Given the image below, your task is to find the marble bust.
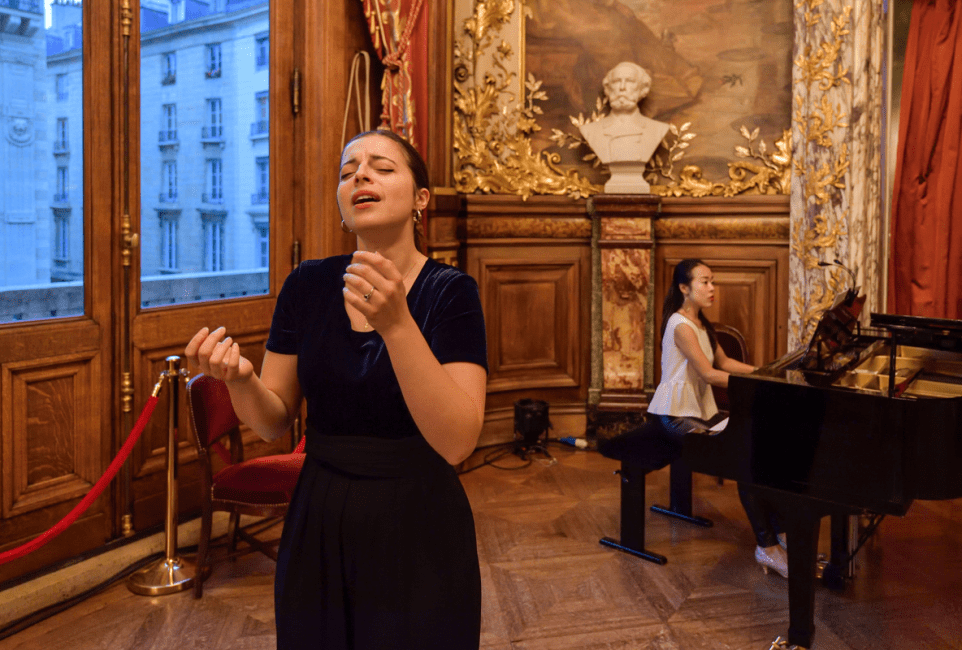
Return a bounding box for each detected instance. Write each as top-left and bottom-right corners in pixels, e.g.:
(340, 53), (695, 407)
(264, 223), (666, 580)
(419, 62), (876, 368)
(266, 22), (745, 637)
(579, 62), (670, 194)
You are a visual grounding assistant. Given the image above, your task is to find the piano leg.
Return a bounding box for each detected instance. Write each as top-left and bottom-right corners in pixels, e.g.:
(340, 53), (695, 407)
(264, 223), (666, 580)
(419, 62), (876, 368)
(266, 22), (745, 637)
(650, 460), (714, 528)
(600, 462), (668, 564)
(821, 511), (853, 591)
(781, 497), (823, 649)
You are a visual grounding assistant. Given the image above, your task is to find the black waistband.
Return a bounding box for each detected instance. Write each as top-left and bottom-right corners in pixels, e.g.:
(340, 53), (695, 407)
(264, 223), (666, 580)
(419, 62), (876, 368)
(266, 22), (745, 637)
(304, 424), (443, 478)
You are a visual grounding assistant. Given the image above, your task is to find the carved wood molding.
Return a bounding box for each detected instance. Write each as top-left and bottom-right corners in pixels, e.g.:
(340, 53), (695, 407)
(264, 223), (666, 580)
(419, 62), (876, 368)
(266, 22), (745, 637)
(462, 195), (590, 240)
(655, 196), (790, 241)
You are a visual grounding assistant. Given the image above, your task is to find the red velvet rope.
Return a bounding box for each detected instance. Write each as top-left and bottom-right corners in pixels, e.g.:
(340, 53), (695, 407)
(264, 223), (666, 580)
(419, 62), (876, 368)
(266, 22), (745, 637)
(0, 395), (160, 566)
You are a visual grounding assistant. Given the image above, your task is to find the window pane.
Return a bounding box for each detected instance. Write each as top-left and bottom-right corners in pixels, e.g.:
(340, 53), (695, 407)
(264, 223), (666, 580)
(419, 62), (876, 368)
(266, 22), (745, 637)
(140, 1), (270, 308)
(0, 1), (84, 324)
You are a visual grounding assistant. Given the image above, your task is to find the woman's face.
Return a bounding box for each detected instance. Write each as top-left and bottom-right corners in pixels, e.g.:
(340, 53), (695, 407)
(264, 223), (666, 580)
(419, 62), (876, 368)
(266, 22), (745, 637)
(336, 134), (429, 236)
(683, 265), (715, 310)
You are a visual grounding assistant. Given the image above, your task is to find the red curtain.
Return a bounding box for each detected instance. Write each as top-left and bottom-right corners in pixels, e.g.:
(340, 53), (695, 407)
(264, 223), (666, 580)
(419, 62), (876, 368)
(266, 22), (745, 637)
(888, 0), (962, 318)
(360, 0), (428, 154)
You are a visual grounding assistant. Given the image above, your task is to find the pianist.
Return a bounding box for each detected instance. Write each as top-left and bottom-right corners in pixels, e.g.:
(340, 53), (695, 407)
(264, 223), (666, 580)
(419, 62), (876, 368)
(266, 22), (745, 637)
(647, 259), (789, 578)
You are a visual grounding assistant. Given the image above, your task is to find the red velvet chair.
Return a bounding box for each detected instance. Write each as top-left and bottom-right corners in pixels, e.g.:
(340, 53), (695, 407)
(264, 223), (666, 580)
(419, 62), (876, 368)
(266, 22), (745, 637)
(186, 373), (306, 598)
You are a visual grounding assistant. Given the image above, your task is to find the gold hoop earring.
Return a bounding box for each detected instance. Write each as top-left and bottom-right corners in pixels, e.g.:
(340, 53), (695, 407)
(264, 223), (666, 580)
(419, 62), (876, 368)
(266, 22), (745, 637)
(340, 219), (352, 234)
(413, 209), (422, 226)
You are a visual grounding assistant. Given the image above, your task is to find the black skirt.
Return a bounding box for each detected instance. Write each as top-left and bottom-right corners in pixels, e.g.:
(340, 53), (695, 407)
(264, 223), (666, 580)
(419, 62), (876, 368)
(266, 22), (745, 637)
(274, 429), (481, 650)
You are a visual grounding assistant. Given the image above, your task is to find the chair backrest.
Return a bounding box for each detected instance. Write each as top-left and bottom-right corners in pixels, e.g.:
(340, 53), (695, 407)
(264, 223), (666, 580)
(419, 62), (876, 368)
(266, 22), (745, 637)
(714, 323), (750, 365)
(186, 373), (241, 450)
(712, 323), (750, 412)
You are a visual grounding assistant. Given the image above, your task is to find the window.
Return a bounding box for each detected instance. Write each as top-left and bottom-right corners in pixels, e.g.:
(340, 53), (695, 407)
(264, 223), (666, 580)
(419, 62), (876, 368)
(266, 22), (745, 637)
(54, 213), (69, 261)
(205, 43), (222, 78)
(162, 52), (176, 85)
(251, 91), (269, 137)
(55, 166), (68, 202)
(256, 225), (269, 268)
(205, 159), (223, 203)
(55, 118), (68, 153)
(161, 104), (177, 143)
(204, 98), (222, 139)
(203, 218), (225, 272)
(160, 216), (178, 272)
(253, 156), (268, 203)
(255, 33), (269, 69)
(161, 161), (177, 202)
(56, 74), (68, 101)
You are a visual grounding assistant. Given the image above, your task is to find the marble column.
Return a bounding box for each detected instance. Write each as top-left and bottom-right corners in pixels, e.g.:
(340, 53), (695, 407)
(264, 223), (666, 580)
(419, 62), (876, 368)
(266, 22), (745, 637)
(587, 194), (659, 438)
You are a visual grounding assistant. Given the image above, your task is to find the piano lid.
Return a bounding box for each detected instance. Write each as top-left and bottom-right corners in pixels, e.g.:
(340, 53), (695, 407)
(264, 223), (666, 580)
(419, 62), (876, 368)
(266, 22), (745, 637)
(870, 312), (962, 353)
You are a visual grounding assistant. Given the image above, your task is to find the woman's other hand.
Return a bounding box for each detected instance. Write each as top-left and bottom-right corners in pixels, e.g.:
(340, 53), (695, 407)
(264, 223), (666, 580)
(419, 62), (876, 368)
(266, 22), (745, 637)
(343, 250), (416, 334)
(185, 326), (255, 383)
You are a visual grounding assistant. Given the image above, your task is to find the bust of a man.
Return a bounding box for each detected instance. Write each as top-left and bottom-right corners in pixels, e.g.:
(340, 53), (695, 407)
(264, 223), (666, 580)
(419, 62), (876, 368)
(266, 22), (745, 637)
(579, 62), (670, 193)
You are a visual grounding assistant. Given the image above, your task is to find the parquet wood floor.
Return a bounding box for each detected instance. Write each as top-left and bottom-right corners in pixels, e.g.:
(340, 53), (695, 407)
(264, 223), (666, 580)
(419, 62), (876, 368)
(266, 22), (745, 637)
(3, 445), (961, 649)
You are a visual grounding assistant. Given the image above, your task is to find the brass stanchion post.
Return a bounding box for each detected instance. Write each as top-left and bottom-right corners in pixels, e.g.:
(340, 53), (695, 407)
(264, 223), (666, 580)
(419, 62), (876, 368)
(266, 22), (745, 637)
(127, 356), (196, 595)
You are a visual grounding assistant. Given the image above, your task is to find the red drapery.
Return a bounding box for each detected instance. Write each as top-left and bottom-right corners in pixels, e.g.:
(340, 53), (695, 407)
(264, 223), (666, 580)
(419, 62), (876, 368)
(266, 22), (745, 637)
(361, 0), (428, 155)
(888, 0), (962, 318)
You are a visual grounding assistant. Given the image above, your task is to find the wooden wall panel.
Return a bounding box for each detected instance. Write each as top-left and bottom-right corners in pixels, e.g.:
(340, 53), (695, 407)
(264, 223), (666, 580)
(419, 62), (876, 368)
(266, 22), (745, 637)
(654, 196), (790, 371)
(2, 353), (101, 519)
(476, 255), (581, 392)
(461, 195), (592, 444)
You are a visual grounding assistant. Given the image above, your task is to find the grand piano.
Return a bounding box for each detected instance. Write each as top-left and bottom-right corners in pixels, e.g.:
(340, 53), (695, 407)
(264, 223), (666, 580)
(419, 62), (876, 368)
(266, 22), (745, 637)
(601, 289), (962, 649)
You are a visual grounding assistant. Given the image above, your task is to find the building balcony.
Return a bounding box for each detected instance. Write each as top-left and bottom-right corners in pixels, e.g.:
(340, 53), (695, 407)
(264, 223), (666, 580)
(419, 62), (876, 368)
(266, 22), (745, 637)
(161, 73), (176, 85)
(205, 67), (221, 79)
(251, 190), (268, 205)
(159, 192), (178, 204)
(250, 120), (268, 140)
(201, 125), (224, 143)
(1, 0), (43, 14)
(53, 140), (69, 154)
(158, 129), (179, 148)
(201, 193), (224, 205)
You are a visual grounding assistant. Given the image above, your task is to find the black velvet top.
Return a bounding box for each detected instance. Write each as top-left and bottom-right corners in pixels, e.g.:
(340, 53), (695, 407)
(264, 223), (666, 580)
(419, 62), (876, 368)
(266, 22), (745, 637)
(266, 255), (488, 439)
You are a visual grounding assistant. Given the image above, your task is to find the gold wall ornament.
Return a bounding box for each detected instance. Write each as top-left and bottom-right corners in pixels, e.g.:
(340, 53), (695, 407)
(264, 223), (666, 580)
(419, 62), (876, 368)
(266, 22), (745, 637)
(453, 0), (600, 199)
(649, 128), (792, 198)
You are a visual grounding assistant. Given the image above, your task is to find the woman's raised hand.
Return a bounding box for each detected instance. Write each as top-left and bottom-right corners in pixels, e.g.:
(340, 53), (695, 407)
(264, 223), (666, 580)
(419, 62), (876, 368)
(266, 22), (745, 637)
(342, 250), (416, 334)
(185, 326), (255, 383)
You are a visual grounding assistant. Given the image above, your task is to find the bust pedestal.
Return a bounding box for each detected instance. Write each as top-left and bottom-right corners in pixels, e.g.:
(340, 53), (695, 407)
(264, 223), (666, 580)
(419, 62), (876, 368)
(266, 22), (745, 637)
(604, 161), (652, 194)
(587, 194), (660, 438)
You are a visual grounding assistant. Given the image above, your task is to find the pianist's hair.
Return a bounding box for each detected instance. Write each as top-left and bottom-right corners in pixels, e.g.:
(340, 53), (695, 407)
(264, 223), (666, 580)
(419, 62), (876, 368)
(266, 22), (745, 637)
(662, 259), (718, 352)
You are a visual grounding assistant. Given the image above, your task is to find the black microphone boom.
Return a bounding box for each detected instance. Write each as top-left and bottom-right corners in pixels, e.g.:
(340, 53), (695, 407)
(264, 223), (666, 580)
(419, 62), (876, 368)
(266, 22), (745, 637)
(818, 258), (858, 295)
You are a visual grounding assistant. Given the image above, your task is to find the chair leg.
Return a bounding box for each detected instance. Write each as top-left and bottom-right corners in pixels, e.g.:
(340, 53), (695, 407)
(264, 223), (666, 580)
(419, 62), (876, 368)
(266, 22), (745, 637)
(228, 512), (241, 556)
(194, 506), (212, 599)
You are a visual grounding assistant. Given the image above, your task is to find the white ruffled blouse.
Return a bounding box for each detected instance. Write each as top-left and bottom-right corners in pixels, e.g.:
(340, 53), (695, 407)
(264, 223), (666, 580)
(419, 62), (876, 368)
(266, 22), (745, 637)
(647, 312), (719, 420)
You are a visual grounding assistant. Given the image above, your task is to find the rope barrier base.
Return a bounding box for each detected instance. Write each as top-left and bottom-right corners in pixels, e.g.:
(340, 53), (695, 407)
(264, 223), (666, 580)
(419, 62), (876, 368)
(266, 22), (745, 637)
(126, 555), (196, 596)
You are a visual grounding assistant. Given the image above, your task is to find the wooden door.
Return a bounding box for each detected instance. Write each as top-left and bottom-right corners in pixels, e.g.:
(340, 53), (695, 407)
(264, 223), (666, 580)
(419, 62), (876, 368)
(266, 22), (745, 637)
(125, 1), (299, 532)
(0, 1), (115, 581)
